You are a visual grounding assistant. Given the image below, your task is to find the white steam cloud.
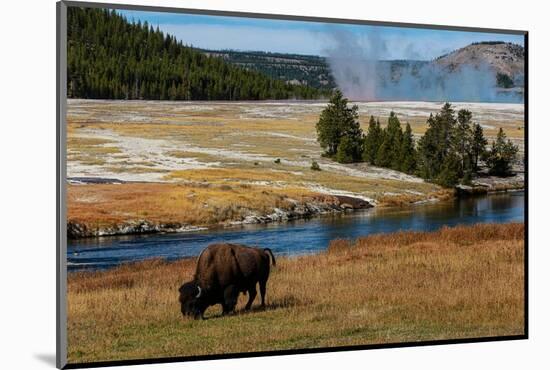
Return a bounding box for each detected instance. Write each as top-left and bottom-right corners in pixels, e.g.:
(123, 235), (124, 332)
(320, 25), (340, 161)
(322, 28), (522, 103)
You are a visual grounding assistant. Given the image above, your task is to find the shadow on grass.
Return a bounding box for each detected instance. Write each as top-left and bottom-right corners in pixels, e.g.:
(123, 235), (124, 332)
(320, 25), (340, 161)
(201, 294), (303, 320)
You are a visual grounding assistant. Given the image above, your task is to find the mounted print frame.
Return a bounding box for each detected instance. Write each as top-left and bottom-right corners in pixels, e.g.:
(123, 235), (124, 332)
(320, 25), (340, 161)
(57, 1), (528, 368)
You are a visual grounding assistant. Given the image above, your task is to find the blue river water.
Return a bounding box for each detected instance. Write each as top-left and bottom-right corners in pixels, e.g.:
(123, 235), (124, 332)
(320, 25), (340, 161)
(67, 191), (524, 271)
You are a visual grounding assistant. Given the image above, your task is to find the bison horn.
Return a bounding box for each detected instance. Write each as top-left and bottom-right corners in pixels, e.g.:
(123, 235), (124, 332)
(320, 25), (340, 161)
(196, 285), (202, 298)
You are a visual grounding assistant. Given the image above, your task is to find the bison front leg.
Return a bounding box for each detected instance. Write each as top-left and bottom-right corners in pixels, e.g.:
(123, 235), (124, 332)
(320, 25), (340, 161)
(222, 285), (239, 315)
(245, 286), (257, 310)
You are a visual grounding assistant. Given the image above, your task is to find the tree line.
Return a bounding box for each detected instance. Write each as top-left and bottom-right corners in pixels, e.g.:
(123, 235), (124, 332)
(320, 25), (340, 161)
(316, 90), (519, 187)
(67, 8), (325, 100)
(202, 49), (336, 90)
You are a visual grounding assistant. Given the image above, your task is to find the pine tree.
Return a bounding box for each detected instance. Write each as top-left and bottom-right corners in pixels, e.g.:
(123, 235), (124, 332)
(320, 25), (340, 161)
(336, 136), (360, 164)
(471, 123), (488, 171)
(454, 109), (474, 182)
(363, 116), (382, 165)
(316, 90), (363, 159)
(485, 128), (518, 176)
(438, 102), (457, 157)
(375, 129), (391, 168)
(376, 112), (403, 170)
(343, 111), (365, 163)
(436, 152), (461, 187)
(399, 123), (416, 174)
(416, 114), (437, 179)
(417, 103), (457, 184)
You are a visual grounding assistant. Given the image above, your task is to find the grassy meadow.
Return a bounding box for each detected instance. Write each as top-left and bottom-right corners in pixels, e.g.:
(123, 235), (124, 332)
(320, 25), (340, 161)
(67, 223), (525, 364)
(66, 99), (522, 233)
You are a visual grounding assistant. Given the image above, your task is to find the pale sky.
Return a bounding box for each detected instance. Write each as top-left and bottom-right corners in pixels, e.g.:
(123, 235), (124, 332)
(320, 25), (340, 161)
(118, 9), (524, 60)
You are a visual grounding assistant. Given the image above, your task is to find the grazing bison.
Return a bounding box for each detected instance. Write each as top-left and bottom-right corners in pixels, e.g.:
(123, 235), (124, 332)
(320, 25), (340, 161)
(179, 243), (276, 319)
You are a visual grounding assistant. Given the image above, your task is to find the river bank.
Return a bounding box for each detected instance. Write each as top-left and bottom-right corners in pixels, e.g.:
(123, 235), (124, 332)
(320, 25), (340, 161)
(67, 222), (525, 363)
(456, 173), (525, 196)
(67, 193), (372, 239)
(66, 172), (523, 240)
(67, 182), (378, 239)
(67, 191), (524, 271)
(66, 180), (457, 239)
(67, 176), (526, 240)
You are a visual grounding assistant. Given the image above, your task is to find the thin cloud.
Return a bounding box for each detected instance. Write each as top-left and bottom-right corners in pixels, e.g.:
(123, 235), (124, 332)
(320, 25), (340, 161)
(117, 10), (524, 58)
(160, 24), (326, 55)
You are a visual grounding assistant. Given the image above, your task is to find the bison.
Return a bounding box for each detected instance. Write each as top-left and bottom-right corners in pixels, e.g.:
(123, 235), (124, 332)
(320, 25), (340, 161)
(179, 243), (276, 319)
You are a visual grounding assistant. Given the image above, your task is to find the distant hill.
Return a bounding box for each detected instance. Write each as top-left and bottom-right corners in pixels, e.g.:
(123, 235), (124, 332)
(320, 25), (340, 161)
(67, 8), (326, 100)
(204, 42), (524, 92)
(204, 51), (430, 89)
(435, 42), (525, 87)
(199, 49), (337, 90)
(196, 50), (439, 91)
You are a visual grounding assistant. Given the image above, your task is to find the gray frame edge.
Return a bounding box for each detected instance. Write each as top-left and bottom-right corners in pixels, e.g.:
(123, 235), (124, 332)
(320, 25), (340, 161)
(56, 1), (68, 369)
(61, 0), (527, 35)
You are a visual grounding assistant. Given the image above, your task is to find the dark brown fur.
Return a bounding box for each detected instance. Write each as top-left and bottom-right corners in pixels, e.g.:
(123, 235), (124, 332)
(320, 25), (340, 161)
(179, 243), (275, 319)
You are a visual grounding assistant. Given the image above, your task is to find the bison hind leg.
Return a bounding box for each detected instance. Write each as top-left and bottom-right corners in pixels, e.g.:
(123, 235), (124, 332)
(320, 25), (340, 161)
(245, 286), (257, 310)
(259, 279), (267, 308)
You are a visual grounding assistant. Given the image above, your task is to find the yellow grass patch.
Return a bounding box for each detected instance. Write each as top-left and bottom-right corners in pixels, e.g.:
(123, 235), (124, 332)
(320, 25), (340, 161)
(166, 167), (441, 199)
(67, 223), (524, 363)
(67, 182), (318, 228)
(67, 136), (121, 155)
(378, 189), (455, 207)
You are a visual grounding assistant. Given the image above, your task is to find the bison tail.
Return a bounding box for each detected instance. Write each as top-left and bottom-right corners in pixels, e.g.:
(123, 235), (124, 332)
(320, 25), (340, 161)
(264, 248), (276, 267)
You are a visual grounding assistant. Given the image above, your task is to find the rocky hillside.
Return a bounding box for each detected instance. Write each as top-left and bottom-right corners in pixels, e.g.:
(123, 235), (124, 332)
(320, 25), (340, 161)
(435, 42), (524, 87)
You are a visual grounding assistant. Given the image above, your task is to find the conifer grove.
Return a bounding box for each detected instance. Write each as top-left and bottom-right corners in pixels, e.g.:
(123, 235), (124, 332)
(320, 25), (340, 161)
(67, 8), (325, 100)
(316, 90), (519, 187)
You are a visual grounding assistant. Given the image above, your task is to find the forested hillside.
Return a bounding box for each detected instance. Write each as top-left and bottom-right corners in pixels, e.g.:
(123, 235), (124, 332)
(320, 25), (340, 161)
(201, 49), (336, 89)
(67, 8), (325, 100)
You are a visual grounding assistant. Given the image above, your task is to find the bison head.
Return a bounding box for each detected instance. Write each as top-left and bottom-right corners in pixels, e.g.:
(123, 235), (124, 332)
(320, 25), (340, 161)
(178, 281), (204, 319)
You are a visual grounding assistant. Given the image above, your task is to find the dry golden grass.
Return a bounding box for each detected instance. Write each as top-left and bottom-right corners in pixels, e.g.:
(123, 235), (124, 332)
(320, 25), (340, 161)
(164, 167), (299, 184)
(67, 136), (121, 154)
(377, 189), (456, 207)
(67, 178), (445, 233)
(67, 182), (319, 229)
(67, 155), (107, 166)
(67, 223), (524, 364)
(165, 166), (441, 197)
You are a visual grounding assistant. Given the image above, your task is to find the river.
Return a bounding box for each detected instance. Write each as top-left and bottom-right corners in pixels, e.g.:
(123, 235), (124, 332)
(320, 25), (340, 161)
(67, 191), (524, 271)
